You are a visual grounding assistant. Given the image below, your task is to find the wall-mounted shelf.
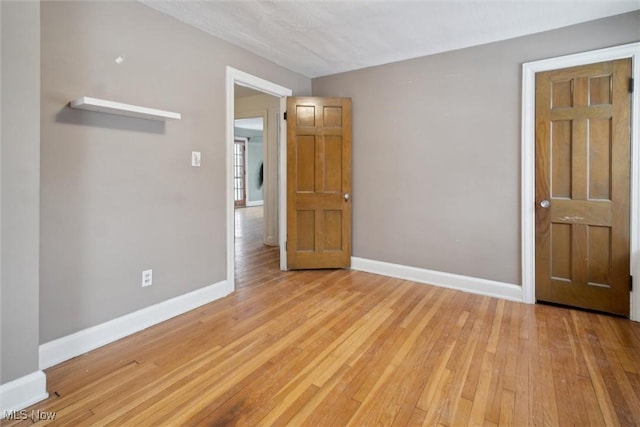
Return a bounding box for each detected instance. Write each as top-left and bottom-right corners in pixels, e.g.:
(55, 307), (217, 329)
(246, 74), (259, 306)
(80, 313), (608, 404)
(69, 97), (181, 121)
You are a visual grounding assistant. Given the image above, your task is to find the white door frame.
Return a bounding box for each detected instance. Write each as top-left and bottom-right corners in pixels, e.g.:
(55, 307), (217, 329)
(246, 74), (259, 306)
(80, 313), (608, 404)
(225, 67), (292, 289)
(521, 42), (640, 321)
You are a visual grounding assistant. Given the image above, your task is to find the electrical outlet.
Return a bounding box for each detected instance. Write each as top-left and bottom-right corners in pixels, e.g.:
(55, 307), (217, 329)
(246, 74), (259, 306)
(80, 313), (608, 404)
(142, 269), (153, 287)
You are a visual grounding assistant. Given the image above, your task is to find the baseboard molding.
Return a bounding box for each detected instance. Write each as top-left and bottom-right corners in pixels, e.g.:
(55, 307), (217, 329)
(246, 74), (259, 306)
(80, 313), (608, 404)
(0, 371), (48, 416)
(246, 200), (264, 207)
(351, 257), (523, 302)
(39, 280), (232, 370)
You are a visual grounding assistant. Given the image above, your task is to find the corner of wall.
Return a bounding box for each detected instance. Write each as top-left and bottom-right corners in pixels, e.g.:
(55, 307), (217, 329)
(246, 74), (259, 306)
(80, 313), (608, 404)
(1, 0), (42, 389)
(0, 371), (48, 417)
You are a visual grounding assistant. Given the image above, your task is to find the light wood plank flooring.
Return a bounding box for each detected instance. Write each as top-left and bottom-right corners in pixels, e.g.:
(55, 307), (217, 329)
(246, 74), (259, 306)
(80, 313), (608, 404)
(3, 206), (640, 426)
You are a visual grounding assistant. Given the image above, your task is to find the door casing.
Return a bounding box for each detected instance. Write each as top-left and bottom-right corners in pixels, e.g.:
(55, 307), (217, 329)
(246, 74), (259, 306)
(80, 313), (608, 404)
(226, 67), (292, 290)
(521, 42), (640, 321)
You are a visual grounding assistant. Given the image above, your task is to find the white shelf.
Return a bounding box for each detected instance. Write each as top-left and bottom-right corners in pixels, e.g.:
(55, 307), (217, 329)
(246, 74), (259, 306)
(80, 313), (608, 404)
(69, 96), (181, 121)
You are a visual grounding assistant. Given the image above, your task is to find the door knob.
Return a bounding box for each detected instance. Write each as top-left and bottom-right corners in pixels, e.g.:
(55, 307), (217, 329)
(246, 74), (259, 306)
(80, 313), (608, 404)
(540, 199), (550, 208)
(344, 193), (350, 201)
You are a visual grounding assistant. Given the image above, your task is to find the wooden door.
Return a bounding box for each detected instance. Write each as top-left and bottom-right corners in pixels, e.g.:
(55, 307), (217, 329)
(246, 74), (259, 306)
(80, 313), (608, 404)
(535, 59), (631, 316)
(234, 138), (247, 207)
(287, 97), (352, 269)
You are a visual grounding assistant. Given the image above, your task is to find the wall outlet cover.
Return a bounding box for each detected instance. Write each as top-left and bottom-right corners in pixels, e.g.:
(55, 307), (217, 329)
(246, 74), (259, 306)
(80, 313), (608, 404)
(142, 269), (153, 287)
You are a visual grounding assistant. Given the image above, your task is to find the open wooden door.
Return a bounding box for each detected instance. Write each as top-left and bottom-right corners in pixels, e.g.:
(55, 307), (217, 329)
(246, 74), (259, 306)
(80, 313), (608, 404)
(535, 59), (632, 316)
(286, 97), (352, 269)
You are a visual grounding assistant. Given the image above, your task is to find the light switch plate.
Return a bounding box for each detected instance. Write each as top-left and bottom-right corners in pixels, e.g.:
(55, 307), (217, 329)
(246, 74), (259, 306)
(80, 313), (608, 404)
(192, 151), (201, 167)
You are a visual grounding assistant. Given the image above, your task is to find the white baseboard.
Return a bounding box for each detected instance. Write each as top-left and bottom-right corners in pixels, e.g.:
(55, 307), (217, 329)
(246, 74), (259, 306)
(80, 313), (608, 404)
(351, 257), (523, 302)
(246, 200), (264, 207)
(0, 371), (48, 416)
(39, 280), (232, 370)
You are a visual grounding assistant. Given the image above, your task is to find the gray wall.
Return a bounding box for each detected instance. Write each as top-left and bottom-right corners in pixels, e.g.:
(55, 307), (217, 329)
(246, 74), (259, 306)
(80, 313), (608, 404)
(1, 1), (41, 383)
(40, 1), (310, 343)
(312, 11), (640, 285)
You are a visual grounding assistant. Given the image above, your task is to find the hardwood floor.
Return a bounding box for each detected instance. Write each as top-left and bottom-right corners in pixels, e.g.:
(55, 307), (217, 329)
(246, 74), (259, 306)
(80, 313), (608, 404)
(3, 206), (640, 426)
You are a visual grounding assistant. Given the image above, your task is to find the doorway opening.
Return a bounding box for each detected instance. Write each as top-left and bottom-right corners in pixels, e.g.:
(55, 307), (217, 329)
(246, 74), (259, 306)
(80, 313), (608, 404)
(234, 116), (265, 209)
(226, 67), (292, 290)
(233, 103), (274, 288)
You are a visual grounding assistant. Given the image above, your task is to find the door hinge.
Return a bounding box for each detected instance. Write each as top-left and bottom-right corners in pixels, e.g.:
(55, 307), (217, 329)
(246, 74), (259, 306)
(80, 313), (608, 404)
(630, 275), (633, 292)
(630, 78), (634, 94)
(285, 241), (288, 250)
(283, 111), (287, 121)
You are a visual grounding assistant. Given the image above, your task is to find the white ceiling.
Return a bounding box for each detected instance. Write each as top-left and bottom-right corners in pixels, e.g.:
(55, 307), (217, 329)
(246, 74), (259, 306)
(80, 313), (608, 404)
(142, 0), (640, 78)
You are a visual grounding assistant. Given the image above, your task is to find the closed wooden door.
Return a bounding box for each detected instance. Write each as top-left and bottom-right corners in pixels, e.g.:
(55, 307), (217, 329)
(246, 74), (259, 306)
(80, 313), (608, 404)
(287, 97), (352, 269)
(535, 59), (631, 316)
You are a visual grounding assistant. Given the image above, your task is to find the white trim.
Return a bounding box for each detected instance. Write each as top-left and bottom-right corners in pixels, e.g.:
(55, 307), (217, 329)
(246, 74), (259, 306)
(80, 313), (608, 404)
(39, 280), (231, 370)
(226, 67), (292, 284)
(351, 257), (523, 302)
(521, 42), (640, 321)
(246, 200), (264, 207)
(278, 96), (288, 271)
(0, 371), (48, 416)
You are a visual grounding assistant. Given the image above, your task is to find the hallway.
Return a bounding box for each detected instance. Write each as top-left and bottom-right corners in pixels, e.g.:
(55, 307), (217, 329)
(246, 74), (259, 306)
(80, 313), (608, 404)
(234, 206), (280, 291)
